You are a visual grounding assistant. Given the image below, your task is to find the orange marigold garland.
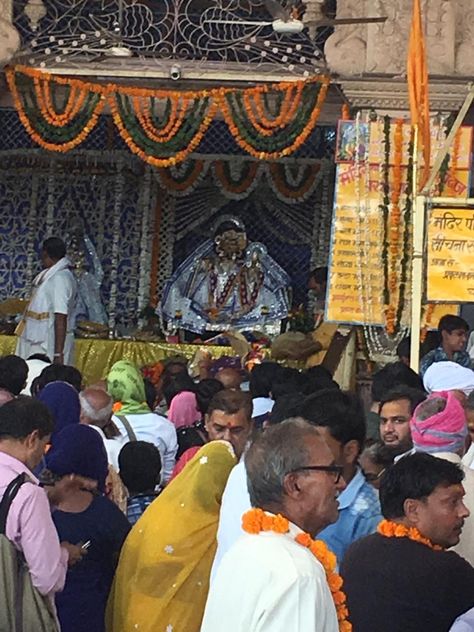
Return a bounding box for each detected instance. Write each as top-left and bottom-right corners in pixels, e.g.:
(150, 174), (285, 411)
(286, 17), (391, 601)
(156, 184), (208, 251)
(7, 65), (330, 165)
(420, 303), (436, 343)
(378, 519), (442, 550)
(242, 508), (352, 631)
(6, 66), (105, 152)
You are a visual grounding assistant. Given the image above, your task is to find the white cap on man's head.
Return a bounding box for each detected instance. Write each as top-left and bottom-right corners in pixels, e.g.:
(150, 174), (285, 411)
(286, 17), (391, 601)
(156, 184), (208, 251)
(423, 361), (474, 395)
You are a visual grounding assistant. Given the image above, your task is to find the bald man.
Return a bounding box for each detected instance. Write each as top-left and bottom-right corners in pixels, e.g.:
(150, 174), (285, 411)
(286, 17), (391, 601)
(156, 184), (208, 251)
(79, 387), (125, 469)
(215, 368), (242, 391)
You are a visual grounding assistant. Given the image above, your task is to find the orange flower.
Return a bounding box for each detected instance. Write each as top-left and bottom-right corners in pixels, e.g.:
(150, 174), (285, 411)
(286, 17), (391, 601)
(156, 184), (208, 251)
(378, 519), (442, 550)
(273, 514), (290, 534)
(112, 402), (123, 413)
(241, 508), (351, 631)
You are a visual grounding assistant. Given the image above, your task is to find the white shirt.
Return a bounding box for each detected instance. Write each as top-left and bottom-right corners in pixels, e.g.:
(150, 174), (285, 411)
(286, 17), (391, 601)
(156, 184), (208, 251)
(112, 412), (178, 483)
(88, 425), (125, 472)
(252, 397), (274, 418)
(211, 459), (251, 582)
(450, 607), (474, 631)
(201, 522), (339, 632)
(462, 443), (474, 470)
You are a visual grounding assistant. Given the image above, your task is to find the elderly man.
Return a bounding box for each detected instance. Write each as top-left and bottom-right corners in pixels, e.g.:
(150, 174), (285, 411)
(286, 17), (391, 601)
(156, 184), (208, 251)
(202, 418), (346, 632)
(79, 387), (124, 470)
(341, 453), (474, 632)
(16, 237), (77, 365)
(215, 368), (242, 390)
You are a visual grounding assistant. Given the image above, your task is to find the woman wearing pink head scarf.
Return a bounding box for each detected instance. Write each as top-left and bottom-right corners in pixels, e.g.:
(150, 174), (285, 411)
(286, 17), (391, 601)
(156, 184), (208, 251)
(410, 391), (474, 566)
(168, 391), (201, 430)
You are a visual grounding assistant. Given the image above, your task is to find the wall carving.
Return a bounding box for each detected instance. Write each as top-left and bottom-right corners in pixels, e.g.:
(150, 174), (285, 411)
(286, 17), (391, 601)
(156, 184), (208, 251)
(325, 0), (472, 111)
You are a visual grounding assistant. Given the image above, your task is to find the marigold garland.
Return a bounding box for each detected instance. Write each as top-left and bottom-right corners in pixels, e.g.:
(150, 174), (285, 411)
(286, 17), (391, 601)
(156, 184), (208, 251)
(6, 65), (330, 165)
(420, 303), (436, 343)
(378, 519), (442, 550)
(268, 162), (321, 201)
(242, 508), (352, 631)
(380, 116), (391, 330)
(386, 119), (404, 335)
(213, 160), (260, 194)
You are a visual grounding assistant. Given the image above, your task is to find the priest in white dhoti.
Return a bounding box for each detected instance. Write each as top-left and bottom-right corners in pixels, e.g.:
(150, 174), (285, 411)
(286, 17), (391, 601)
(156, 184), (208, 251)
(16, 237), (77, 365)
(201, 418), (351, 632)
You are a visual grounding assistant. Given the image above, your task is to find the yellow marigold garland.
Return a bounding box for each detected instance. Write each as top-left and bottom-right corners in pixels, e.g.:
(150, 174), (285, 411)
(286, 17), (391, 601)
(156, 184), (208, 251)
(378, 519), (442, 550)
(242, 508), (352, 631)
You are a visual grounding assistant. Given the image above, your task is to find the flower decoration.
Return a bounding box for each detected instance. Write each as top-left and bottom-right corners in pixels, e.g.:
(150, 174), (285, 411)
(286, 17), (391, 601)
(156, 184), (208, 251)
(242, 508), (352, 631)
(378, 519), (442, 550)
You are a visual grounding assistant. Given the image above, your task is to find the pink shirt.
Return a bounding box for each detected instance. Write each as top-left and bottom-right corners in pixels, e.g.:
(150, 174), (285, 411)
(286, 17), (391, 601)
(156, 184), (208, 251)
(0, 451), (68, 597)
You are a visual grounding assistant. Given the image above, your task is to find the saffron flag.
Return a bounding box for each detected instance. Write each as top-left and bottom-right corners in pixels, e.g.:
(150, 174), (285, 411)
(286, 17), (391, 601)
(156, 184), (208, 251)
(407, 0), (430, 189)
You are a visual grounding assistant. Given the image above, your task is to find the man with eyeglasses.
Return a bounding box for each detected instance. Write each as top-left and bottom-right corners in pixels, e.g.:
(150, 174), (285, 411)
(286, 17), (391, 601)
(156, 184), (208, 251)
(300, 390), (382, 565)
(379, 386), (426, 456)
(202, 418), (345, 632)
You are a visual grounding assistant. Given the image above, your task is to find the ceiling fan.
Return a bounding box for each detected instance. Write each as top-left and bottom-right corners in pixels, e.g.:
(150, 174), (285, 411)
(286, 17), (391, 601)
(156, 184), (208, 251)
(205, 0), (387, 35)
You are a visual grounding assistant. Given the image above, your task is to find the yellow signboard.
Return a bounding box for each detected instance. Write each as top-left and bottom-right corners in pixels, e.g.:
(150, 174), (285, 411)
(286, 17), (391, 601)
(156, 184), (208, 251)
(428, 208), (474, 302)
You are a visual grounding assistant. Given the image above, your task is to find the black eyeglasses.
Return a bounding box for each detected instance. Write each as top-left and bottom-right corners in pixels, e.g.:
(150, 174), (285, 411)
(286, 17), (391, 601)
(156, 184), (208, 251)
(288, 465), (344, 483)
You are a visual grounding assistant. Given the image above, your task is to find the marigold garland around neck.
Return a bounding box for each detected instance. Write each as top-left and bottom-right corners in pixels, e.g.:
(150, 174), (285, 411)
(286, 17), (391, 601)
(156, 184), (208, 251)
(377, 519), (442, 550)
(242, 508), (352, 632)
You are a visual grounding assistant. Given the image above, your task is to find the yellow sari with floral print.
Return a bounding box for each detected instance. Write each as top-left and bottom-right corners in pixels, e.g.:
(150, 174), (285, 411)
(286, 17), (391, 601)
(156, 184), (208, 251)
(106, 441), (237, 632)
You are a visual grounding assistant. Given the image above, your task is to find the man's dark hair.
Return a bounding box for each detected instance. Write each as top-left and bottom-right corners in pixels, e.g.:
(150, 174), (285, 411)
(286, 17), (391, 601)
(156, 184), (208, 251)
(271, 368), (308, 401)
(143, 378), (157, 411)
(162, 372), (196, 407)
(396, 337), (411, 361)
(249, 362), (282, 398)
(26, 353), (51, 363)
(300, 389), (366, 449)
(438, 314), (469, 335)
(0, 396), (54, 440)
(380, 452), (464, 520)
(32, 364), (82, 396)
(371, 361), (424, 402)
(304, 365), (339, 395)
(379, 386), (426, 416)
(309, 266), (328, 285)
(0, 355), (28, 396)
(196, 379), (224, 415)
(269, 394), (304, 425)
(207, 389), (252, 420)
(466, 390), (474, 411)
(42, 237), (66, 261)
(118, 441), (162, 495)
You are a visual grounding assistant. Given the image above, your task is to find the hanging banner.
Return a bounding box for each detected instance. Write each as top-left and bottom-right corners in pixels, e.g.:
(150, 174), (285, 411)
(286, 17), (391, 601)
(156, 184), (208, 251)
(427, 207), (474, 302)
(327, 119), (472, 327)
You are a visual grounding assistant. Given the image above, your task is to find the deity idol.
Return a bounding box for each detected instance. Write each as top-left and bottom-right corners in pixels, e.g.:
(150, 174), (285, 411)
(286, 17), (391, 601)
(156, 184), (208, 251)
(159, 216), (291, 334)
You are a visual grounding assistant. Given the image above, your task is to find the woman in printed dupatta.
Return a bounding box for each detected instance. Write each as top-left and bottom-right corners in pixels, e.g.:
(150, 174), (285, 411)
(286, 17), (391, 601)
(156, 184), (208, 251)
(106, 440), (237, 632)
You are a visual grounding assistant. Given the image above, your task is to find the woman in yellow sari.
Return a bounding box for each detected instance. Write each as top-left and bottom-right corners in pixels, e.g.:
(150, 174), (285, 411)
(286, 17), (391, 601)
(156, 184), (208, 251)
(107, 440), (237, 632)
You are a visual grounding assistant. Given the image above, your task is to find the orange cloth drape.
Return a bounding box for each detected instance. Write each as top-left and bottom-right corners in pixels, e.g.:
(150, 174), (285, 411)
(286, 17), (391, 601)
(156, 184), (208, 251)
(407, 0), (431, 189)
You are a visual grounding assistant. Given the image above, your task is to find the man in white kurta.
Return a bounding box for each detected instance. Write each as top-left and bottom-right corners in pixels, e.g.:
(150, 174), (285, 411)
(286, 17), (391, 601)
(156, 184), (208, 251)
(16, 238), (77, 365)
(201, 418), (346, 632)
(202, 521), (339, 632)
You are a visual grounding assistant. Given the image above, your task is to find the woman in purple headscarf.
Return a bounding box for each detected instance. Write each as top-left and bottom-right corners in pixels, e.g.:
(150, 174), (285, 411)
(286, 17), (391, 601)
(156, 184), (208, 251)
(43, 424), (130, 632)
(37, 381), (80, 441)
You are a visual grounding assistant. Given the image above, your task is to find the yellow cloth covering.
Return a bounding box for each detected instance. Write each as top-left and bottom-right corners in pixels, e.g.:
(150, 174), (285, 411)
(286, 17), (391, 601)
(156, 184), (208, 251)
(106, 441), (237, 632)
(0, 335), (233, 386)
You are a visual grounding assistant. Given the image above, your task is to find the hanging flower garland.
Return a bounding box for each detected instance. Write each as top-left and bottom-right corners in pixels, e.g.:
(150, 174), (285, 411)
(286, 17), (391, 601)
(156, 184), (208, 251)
(386, 119), (404, 335)
(242, 509), (352, 631)
(380, 116), (391, 330)
(7, 66), (330, 166)
(267, 162), (322, 202)
(213, 159), (261, 197)
(110, 91), (217, 168)
(396, 130), (415, 330)
(157, 159), (208, 193)
(6, 66), (106, 152)
(420, 303), (436, 343)
(217, 76), (330, 160)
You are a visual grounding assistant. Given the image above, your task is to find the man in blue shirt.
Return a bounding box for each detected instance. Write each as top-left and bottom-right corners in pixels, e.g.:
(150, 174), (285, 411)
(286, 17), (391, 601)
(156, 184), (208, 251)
(420, 314), (471, 377)
(301, 390), (382, 565)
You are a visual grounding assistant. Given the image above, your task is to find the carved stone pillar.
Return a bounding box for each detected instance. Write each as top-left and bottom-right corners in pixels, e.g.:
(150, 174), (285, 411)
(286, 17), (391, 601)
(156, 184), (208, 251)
(324, 0), (470, 113)
(0, 0), (20, 67)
